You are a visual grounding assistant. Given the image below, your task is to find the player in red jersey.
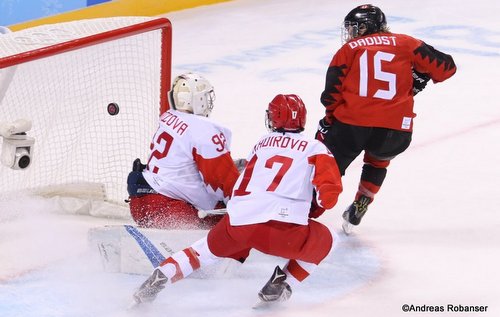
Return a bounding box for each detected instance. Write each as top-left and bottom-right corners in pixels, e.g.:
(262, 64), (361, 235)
(132, 94), (343, 306)
(126, 73), (241, 229)
(315, 4), (456, 234)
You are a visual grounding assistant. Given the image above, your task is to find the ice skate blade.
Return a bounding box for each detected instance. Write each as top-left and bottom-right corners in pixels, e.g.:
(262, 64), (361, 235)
(252, 300), (269, 309)
(252, 299), (283, 310)
(127, 299), (141, 310)
(342, 220), (354, 235)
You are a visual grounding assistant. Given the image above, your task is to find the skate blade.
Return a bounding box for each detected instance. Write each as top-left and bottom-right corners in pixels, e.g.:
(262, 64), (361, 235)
(252, 300), (269, 309)
(252, 294), (289, 310)
(127, 300), (140, 310)
(127, 294), (145, 310)
(252, 299), (282, 310)
(342, 220), (353, 235)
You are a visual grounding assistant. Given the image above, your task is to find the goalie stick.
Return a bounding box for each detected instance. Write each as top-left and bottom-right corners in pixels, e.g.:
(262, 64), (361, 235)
(197, 207), (227, 219)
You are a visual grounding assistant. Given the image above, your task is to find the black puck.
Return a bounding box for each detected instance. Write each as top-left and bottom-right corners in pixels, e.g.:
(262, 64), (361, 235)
(107, 102), (119, 115)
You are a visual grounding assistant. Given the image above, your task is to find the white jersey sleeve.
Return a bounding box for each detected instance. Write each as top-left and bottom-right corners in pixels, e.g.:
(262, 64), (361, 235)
(142, 110), (238, 210)
(227, 131), (338, 226)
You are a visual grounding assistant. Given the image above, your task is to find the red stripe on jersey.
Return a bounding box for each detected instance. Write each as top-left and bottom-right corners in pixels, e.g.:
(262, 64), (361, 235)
(308, 153), (343, 209)
(159, 257), (183, 283)
(192, 149), (239, 198)
(183, 247), (201, 270)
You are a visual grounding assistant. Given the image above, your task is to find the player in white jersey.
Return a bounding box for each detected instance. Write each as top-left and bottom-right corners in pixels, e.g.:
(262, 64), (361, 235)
(126, 73), (240, 229)
(132, 94), (343, 306)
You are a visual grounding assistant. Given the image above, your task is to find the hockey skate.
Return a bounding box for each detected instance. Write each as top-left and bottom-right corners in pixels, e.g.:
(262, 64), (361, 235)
(342, 195), (371, 235)
(133, 268), (168, 305)
(254, 266), (292, 308)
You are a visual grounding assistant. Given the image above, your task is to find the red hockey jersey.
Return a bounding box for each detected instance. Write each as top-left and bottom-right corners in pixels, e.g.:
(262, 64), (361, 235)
(321, 33), (456, 131)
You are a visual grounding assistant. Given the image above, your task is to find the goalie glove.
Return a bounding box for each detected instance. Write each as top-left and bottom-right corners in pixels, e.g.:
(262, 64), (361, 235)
(412, 69), (431, 96)
(126, 158), (156, 200)
(132, 158), (147, 172)
(315, 118), (331, 142)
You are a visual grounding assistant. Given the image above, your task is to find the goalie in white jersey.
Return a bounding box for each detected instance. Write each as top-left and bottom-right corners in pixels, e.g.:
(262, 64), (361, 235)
(133, 94), (343, 306)
(127, 73), (240, 229)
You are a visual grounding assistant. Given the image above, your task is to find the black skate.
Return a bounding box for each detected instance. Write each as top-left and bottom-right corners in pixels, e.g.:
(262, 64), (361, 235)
(254, 266), (292, 308)
(133, 268), (168, 305)
(342, 195), (371, 235)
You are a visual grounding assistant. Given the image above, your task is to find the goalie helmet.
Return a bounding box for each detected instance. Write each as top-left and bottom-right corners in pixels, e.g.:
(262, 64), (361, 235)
(169, 73), (215, 117)
(266, 94), (307, 133)
(342, 4), (387, 43)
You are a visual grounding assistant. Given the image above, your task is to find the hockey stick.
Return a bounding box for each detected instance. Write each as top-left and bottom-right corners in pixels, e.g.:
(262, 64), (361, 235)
(124, 225), (166, 267)
(197, 207), (227, 218)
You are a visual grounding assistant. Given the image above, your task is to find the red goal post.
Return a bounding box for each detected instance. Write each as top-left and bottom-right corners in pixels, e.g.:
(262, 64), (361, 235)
(0, 17), (172, 217)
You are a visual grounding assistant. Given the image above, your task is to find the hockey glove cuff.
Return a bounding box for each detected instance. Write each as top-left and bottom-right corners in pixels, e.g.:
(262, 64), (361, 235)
(309, 201), (326, 219)
(412, 69), (431, 96)
(308, 190), (326, 218)
(315, 118), (331, 142)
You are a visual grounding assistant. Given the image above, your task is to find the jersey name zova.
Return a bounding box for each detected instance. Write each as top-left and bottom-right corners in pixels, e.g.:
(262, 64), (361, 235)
(253, 135), (308, 153)
(161, 111), (188, 136)
(348, 35), (397, 49)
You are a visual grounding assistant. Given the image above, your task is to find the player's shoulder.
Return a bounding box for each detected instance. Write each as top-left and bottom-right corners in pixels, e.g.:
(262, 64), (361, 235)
(288, 132), (333, 155)
(307, 136), (332, 153)
(390, 32), (417, 40)
(390, 32), (422, 46)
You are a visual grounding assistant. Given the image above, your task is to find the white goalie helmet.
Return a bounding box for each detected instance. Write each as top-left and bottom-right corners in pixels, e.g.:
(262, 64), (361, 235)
(169, 73), (215, 117)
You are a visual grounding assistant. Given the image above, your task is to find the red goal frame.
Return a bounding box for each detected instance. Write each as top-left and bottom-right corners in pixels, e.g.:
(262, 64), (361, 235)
(0, 17), (172, 114)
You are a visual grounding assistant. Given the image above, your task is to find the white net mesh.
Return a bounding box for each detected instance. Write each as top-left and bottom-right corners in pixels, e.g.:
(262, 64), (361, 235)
(0, 17), (170, 210)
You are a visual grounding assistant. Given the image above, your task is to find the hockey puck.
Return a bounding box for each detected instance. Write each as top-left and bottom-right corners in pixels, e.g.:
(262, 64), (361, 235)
(107, 102), (119, 115)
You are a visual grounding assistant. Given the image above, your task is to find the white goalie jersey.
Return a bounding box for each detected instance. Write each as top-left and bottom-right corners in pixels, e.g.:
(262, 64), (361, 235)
(227, 131), (343, 226)
(142, 109), (239, 210)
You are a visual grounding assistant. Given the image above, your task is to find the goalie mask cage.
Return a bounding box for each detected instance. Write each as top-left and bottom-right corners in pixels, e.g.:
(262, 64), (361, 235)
(0, 17), (172, 211)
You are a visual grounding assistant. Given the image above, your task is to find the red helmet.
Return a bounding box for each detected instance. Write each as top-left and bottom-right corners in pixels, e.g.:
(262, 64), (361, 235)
(266, 94), (307, 132)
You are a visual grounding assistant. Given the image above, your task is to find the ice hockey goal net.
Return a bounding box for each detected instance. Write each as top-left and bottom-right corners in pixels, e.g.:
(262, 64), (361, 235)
(0, 17), (171, 217)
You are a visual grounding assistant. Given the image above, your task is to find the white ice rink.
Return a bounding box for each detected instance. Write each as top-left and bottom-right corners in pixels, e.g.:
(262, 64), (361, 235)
(1, 0), (499, 316)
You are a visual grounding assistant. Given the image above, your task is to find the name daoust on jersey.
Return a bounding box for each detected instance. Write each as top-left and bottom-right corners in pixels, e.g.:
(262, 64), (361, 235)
(348, 35), (397, 49)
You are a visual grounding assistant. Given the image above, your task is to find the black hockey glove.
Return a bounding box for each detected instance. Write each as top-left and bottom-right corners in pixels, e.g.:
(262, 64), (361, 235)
(309, 191), (325, 218)
(412, 69), (431, 96)
(315, 118), (331, 142)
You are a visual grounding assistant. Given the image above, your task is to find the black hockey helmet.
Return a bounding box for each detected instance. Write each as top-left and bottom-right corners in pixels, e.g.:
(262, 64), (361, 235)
(344, 4), (387, 36)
